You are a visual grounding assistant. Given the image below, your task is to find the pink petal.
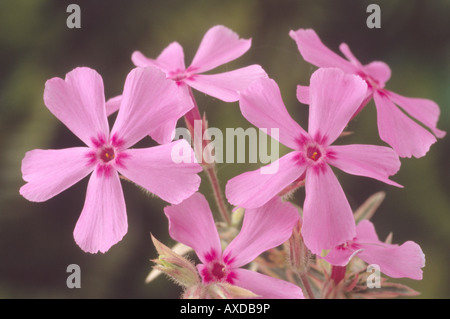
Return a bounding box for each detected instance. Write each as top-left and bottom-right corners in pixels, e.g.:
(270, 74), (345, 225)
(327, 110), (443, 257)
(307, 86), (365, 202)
(148, 84), (195, 144)
(308, 68), (367, 145)
(327, 144), (402, 187)
(338, 43), (363, 68)
(232, 268), (304, 299)
(105, 95), (121, 116)
(363, 61), (392, 88)
(356, 221), (425, 280)
(354, 86), (376, 117)
(386, 90), (446, 139)
(355, 219), (381, 243)
(225, 151), (307, 209)
(20, 147), (94, 202)
(105, 89), (193, 145)
(223, 197), (300, 268)
(43, 67), (109, 148)
(73, 169), (127, 254)
(359, 241), (425, 280)
(302, 165), (356, 254)
(296, 85), (310, 105)
(325, 220), (382, 266)
(324, 246), (362, 267)
(373, 91), (437, 158)
(111, 67), (189, 150)
(289, 29), (356, 73)
(164, 192), (222, 264)
(190, 25), (251, 73)
(238, 78), (308, 150)
(116, 140), (202, 204)
(132, 42), (186, 72)
(186, 65), (267, 102)
(148, 118), (178, 144)
(131, 51), (161, 69)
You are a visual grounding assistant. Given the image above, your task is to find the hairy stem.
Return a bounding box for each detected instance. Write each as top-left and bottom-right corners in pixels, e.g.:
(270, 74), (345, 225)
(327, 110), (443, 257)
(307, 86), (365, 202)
(184, 87), (231, 225)
(205, 165), (231, 225)
(298, 272), (315, 299)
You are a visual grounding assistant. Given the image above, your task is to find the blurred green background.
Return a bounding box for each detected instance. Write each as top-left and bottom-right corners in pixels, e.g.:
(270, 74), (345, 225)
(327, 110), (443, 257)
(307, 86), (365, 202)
(0, 0), (449, 299)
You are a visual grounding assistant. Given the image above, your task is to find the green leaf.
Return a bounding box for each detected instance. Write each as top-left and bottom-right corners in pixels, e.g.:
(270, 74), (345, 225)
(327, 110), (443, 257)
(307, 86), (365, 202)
(354, 191), (386, 223)
(352, 280), (420, 298)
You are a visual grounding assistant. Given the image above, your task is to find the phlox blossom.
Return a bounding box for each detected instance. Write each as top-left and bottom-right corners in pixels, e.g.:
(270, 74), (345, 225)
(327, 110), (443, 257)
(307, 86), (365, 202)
(325, 219), (425, 280)
(164, 192), (304, 299)
(226, 68), (402, 254)
(107, 25), (267, 144)
(290, 28), (446, 158)
(20, 67), (202, 253)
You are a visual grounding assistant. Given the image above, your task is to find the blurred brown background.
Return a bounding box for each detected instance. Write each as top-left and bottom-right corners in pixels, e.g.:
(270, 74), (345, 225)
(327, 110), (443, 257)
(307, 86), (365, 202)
(0, 0), (449, 298)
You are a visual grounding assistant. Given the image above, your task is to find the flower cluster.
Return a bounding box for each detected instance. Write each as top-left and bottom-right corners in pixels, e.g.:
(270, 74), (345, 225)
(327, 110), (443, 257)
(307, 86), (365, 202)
(20, 25), (444, 298)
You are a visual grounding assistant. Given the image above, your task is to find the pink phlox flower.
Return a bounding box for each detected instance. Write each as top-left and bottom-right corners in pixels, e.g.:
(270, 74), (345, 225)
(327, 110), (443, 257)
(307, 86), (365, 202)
(103, 26), (268, 144)
(226, 68), (402, 255)
(133, 25), (267, 103)
(164, 192), (304, 299)
(290, 28), (446, 158)
(20, 67), (202, 253)
(325, 219), (425, 280)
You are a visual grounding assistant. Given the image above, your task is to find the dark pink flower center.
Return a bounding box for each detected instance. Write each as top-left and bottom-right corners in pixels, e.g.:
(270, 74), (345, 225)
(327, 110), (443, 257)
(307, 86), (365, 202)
(357, 71), (383, 91)
(87, 134), (129, 178)
(306, 145), (322, 161)
(337, 238), (359, 251)
(100, 146), (115, 163)
(167, 68), (196, 85)
(169, 72), (188, 82)
(210, 261), (227, 280)
(201, 258), (236, 284)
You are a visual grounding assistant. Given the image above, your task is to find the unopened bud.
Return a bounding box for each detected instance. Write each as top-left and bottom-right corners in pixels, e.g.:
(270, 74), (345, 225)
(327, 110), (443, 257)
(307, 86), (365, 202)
(287, 220), (311, 275)
(151, 234), (200, 288)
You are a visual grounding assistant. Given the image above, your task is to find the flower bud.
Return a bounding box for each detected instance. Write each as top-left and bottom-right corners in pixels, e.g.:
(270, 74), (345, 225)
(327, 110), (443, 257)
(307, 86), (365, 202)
(287, 220), (311, 275)
(151, 234), (200, 288)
